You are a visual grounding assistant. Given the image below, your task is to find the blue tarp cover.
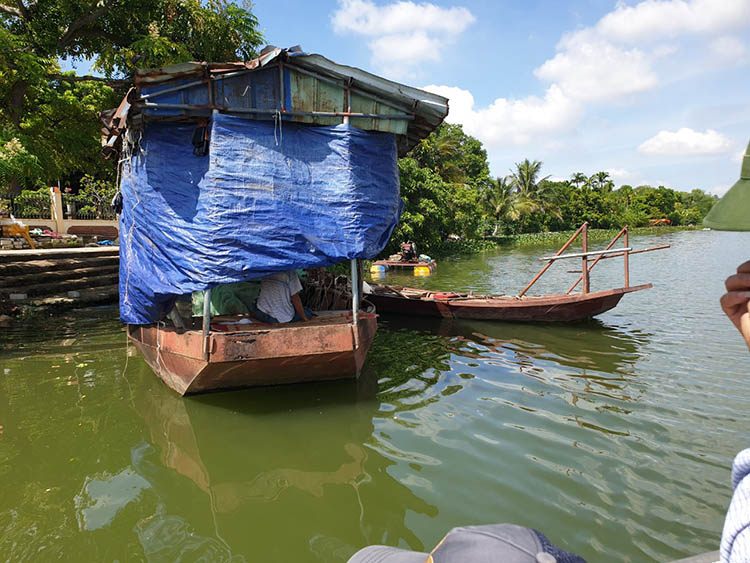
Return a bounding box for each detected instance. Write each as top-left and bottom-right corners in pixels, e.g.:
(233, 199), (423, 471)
(119, 114), (401, 324)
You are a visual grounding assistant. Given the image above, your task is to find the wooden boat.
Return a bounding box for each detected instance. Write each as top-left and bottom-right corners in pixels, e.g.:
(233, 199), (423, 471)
(367, 284), (651, 322)
(128, 311), (377, 396)
(368, 223), (667, 323)
(103, 47), (449, 394)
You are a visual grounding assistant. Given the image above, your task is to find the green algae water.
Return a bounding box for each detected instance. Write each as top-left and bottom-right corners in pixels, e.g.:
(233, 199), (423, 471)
(1, 229), (748, 562)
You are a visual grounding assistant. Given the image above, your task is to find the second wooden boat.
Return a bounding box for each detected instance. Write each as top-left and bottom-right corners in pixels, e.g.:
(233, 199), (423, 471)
(367, 284), (651, 322)
(368, 223), (667, 323)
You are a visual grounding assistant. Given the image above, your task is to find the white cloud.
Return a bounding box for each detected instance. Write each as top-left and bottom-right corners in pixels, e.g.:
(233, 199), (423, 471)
(534, 38), (658, 102)
(331, 0), (475, 76)
(369, 31), (443, 72)
(331, 0), (474, 35)
(638, 128), (733, 155)
(533, 0), (750, 103)
(596, 0), (750, 43)
(422, 84), (582, 147)
(606, 168), (636, 183)
(710, 185), (731, 196)
(709, 36), (748, 60)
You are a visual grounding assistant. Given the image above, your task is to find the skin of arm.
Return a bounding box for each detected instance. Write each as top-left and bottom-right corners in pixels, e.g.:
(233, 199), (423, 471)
(291, 292), (308, 322)
(720, 260), (750, 351)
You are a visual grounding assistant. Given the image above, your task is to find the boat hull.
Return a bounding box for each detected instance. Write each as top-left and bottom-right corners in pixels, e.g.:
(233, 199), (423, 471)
(367, 285), (652, 322)
(128, 313), (377, 395)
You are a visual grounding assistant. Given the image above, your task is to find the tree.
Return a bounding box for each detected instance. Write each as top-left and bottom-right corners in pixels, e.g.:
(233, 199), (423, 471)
(410, 123), (491, 190)
(482, 176), (518, 236)
(0, 137), (42, 195)
(508, 159), (561, 232)
(589, 171), (614, 193)
(0, 0), (264, 192)
(570, 172), (587, 189)
(391, 158), (450, 251)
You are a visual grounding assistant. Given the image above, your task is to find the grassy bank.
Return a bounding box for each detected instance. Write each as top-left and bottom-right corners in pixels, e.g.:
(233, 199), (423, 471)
(488, 225), (703, 248)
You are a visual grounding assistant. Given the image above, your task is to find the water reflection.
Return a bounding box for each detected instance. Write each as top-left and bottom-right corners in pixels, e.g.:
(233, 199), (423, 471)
(126, 376), (437, 562)
(381, 315), (649, 375)
(369, 315), (653, 444)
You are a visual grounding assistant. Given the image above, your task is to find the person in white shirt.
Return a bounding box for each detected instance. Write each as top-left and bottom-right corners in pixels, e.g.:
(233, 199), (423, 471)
(255, 270), (311, 323)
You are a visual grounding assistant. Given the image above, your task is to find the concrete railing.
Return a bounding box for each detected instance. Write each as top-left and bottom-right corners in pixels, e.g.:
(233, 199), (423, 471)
(18, 187), (119, 239)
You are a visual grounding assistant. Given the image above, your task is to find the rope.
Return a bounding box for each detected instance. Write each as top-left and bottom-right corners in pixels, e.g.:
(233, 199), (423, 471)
(121, 129), (141, 313)
(274, 109), (283, 146)
(155, 320), (164, 370)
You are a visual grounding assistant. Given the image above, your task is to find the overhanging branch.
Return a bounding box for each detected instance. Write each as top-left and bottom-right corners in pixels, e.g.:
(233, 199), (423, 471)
(0, 2), (24, 17)
(58, 4), (109, 49)
(48, 73), (131, 87)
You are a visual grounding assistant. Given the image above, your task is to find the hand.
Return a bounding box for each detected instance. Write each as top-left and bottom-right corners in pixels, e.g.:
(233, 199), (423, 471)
(721, 260), (750, 350)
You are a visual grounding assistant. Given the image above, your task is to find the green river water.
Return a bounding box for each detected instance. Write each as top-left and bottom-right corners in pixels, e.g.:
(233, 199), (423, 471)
(1, 229), (748, 562)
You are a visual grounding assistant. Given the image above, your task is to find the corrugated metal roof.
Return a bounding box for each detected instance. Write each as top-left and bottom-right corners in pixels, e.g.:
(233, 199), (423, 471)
(102, 46), (448, 157)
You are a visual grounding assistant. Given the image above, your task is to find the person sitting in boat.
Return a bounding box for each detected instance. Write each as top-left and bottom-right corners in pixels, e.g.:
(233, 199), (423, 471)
(254, 270), (312, 323)
(401, 241), (418, 262)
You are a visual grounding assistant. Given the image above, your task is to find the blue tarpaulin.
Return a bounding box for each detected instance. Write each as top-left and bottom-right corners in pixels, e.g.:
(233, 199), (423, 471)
(119, 114), (401, 324)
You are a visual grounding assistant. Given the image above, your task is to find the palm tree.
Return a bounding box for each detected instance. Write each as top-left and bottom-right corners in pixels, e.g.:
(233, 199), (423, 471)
(483, 176), (518, 236)
(570, 172), (587, 189)
(509, 159), (560, 231)
(590, 171), (614, 193)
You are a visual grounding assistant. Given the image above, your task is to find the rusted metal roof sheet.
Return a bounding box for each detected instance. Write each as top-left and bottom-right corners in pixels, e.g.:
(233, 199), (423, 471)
(114, 46), (448, 157)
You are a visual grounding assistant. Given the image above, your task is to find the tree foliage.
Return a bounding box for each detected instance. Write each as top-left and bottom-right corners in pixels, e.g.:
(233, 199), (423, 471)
(393, 125), (718, 255)
(387, 124), (491, 254)
(0, 0), (263, 193)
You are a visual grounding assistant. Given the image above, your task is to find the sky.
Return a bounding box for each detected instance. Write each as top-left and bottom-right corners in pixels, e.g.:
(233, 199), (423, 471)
(64, 0), (750, 194)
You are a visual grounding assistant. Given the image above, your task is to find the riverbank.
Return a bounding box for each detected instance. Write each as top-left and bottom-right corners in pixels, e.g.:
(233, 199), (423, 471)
(420, 225), (703, 259)
(489, 225), (703, 247)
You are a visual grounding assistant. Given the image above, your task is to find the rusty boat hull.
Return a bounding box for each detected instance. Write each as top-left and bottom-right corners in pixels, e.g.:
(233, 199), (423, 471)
(367, 284), (652, 322)
(128, 312), (378, 395)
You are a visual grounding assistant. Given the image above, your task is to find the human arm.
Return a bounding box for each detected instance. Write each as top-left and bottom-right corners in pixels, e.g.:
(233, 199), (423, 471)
(291, 292), (309, 322)
(720, 260), (750, 351)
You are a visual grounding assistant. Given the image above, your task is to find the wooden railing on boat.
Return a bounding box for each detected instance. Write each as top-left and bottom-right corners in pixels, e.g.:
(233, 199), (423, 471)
(518, 223), (668, 298)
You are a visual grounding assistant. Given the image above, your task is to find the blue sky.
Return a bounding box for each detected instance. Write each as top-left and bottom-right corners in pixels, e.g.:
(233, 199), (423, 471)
(255, 0), (750, 194)
(64, 0), (750, 194)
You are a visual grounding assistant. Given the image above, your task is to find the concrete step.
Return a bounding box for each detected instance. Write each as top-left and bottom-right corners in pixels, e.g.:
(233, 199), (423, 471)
(26, 285), (119, 314)
(0, 246), (118, 264)
(0, 264), (119, 288)
(0, 255), (120, 278)
(1, 272), (119, 298)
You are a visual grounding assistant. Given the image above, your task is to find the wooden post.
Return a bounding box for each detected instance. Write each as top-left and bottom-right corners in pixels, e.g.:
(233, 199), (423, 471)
(357, 258), (364, 304)
(565, 226), (628, 294)
(582, 223), (589, 294)
(351, 259), (359, 325)
(202, 288), (211, 361)
(624, 226), (630, 288)
(343, 87), (351, 125)
(50, 185), (64, 233)
(518, 222), (588, 297)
